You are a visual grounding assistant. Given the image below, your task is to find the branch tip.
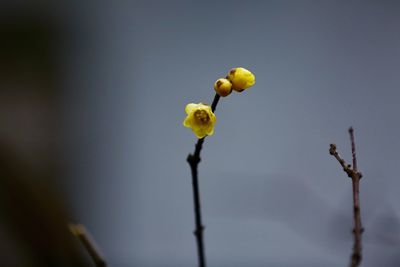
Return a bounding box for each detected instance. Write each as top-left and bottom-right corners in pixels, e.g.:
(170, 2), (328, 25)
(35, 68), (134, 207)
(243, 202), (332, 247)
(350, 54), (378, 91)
(329, 144), (337, 155)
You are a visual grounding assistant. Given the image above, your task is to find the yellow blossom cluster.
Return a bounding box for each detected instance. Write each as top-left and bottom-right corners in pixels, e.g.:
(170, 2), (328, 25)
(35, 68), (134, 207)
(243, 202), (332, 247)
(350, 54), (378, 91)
(183, 67), (255, 138)
(214, 67), (255, 96)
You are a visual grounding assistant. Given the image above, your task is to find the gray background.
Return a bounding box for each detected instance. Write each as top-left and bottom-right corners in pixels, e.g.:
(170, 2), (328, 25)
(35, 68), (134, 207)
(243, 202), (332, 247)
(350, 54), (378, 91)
(4, 1), (400, 266)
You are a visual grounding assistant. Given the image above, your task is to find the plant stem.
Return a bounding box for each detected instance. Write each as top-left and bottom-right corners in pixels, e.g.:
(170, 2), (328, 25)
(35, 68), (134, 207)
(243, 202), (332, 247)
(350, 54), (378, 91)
(350, 175), (362, 267)
(329, 127), (363, 267)
(187, 93), (220, 267)
(348, 127), (363, 267)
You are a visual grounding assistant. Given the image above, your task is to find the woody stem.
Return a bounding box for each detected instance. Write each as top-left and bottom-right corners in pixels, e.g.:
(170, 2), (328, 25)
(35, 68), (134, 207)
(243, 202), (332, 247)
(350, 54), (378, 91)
(348, 127), (363, 267)
(186, 93), (220, 267)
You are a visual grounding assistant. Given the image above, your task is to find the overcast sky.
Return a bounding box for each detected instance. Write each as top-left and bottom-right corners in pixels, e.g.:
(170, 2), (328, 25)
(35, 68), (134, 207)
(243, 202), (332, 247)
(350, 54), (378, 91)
(11, 1), (400, 266)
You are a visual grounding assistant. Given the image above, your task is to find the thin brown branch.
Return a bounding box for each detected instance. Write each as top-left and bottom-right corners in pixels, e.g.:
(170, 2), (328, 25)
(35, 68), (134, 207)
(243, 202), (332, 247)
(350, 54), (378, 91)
(186, 93), (220, 267)
(349, 127), (358, 172)
(329, 127), (364, 267)
(69, 224), (107, 267)
(329, 144), (353, 178)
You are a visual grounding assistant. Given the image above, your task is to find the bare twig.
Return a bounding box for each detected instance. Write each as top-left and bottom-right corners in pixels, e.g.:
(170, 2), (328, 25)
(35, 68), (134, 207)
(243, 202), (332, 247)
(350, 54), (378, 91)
(187, 93), (220, 267)
(69, 224), (107, 267)
(329, 127), (364, 267)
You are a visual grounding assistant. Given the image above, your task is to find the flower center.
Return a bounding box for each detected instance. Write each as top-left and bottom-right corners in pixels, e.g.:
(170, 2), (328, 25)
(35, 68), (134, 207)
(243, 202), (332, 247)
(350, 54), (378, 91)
(194, 110), (210, 124)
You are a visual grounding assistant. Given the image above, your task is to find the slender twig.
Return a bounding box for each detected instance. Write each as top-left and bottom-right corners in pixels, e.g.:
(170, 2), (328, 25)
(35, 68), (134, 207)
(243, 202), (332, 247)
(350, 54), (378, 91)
(187, 93), (220, 267)
(329, 127), (364, 267)
(210, 93), (220, 112)
(69, 224), (107, 267)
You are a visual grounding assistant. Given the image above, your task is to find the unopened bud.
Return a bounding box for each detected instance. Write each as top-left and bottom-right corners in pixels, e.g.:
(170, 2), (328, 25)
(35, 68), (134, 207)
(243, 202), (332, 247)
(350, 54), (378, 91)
(214, 78), (232, 97)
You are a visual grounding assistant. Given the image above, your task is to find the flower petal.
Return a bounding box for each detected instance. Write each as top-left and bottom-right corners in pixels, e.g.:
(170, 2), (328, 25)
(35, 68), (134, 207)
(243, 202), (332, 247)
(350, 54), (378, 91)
(185, 103), (198, 114)
(194, 129), (207, 139)
(206, 127), (214, 136)
(183, 116), (192, 127)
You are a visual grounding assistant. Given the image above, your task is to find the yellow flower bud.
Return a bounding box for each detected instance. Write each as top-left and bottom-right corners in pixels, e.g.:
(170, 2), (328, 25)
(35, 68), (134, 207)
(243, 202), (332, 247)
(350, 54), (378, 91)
(214, 78), (232, 97)
(227, 67), (255, 92)
(183, 103), (216, 139)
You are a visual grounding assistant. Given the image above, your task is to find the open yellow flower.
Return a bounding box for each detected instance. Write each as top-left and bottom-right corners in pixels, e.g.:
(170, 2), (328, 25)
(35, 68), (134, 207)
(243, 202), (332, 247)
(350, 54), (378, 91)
(227, 67), (255, 92)
(183, 103), (216, 139)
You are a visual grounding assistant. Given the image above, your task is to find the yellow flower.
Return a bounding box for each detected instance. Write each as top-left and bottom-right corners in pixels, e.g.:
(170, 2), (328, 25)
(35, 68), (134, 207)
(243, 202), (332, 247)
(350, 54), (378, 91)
(227, 67), (255, 92)
(214, 78), (232, 97)
(183, 103), (216, 139)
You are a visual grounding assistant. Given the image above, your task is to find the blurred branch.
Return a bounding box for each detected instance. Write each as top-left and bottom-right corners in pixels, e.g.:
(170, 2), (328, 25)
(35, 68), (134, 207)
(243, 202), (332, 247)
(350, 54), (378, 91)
(187, 93), (220, 267)
(329, 127), (364, 267)
(69, 224), (107, 267)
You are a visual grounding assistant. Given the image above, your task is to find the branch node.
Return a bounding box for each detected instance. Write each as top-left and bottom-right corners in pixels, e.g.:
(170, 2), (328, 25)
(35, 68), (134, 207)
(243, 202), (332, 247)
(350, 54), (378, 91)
(345, 168), (353, 178)
(187, 154), (200, 165)
(193, 225), (205, 236)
